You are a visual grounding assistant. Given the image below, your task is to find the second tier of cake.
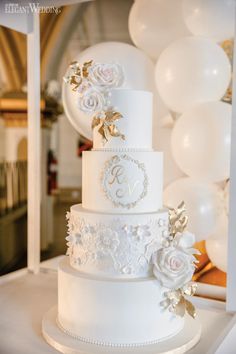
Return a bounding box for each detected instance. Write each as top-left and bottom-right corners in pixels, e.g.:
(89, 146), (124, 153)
(66, 204), (169, 278)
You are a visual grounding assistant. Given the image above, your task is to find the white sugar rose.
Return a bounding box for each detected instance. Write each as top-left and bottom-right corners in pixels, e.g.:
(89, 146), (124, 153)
(88, 63), (124, 88)
(78, 87), (105, 113)
(152, 246), (196, 290)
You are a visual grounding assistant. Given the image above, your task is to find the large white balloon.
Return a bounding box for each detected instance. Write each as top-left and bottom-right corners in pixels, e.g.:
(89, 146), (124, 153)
(153, 116), (184, 187)
(224, 181), (230, 216)
(171, 101), (232, 183)
(128, 0), (190, 60)
(205, 214), (228, 273)
(164, 177), (224, 241)
(62, 42), (155, 139)
(182, 0), (235, 42)
(155, 37), (231, 113)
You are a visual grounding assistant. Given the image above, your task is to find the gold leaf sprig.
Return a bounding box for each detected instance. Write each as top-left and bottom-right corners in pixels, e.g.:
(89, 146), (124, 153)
(64, 60), (93, 91)
(92, 111), (125, 143)
(168, 201), (188, 238)
(161, 283), (197, 319)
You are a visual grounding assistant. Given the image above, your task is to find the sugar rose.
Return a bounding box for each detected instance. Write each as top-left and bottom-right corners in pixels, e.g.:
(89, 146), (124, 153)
(88, 63), (124, 88)
(152, 246), (196, 289)
(78, 87), (105, 113)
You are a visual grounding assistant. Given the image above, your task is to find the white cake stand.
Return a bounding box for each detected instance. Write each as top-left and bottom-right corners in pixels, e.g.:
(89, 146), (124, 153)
(42, 306), (201, 354)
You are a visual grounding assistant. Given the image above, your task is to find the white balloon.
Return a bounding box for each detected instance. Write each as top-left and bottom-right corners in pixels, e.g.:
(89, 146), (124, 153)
(205, 214), (228, 272)
(62, 42), (155, 139)
(182, 0), (235, 42)
(164, 177), (224, 241)
(153, 111), (185, 187)
(171, 101), (232, 183)
(128, 0), (190, 60)
(224, 180), (230, 216)
(155, 37), (231, 113)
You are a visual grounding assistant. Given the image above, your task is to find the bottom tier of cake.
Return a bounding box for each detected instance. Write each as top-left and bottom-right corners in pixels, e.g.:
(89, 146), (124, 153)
(58, 258), (184, 347)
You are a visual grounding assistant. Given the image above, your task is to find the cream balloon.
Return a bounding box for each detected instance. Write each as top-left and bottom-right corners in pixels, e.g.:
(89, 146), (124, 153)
(224, 180), (230, 216)
(62, 42), (155, 139)
(182, 0), (235, 42)
(171, 101), (231, 183)
(205, 214), (228, 273)
(153, 112), (185, 187)
(128, 0), (190, 60)
(155, 37), (231, 113)
(164, 177), (224, 241)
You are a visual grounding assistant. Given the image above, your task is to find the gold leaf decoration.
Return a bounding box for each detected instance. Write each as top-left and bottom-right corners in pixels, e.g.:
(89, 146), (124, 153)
(164, 284), (197, 319)
(92, 111), (125, 143)
(69, 76), (82, 91)
(168, 201), (188, 238)
(65, 60), (93, 91)
(221, 39), (233, 104)
(174, 296), (186, 318)
(82, 60), (93, 78)
(185, 299), (196, 319)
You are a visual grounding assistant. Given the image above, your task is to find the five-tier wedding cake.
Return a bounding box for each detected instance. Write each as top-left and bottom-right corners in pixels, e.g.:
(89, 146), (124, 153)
(43, 60), (200, 352)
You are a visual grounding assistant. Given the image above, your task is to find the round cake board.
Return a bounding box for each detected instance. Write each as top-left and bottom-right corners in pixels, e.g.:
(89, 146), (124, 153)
(42, 306), (201, 354)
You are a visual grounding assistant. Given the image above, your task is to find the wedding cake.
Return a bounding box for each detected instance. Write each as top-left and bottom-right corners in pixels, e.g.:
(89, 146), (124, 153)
(54, 61), (199, 348)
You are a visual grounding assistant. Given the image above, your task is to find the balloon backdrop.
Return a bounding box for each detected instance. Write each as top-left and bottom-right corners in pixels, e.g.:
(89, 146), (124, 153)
(155, 37), (231, 113)
(171, 101), (232, 183)
(164, 177), (224, 241)
(224, 181), (230, 216)
(205, 213), (228, 273)
(182, 0), (235, 42)
(62, 42), (155, 139)
(153, 111), (185, 187)
(128, 0), (190, 60)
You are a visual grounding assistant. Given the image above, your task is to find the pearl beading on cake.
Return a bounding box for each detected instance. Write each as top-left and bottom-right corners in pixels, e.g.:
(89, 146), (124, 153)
(92, 148), (153, 152)
(56, 316), (179, 347)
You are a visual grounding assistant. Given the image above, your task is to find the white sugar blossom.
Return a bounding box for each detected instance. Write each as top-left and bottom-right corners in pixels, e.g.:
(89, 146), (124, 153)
(78, 86), (106, 113)
(152, 231), (199, 290)
(65, 233), (81, 247)
(88, 63), (124, 88)
(96, 227), (120, 253)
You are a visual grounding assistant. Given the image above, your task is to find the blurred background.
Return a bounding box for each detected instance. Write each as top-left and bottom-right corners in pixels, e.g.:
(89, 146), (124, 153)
(0, 0), (133, 275)
(0, 0), (232, 294)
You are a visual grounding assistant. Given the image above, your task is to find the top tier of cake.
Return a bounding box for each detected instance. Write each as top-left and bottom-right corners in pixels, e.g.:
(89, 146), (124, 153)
(93, 89), (153, 150)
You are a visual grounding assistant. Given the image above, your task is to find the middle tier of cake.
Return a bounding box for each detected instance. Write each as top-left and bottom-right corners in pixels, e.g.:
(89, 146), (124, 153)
(66, 204), (168, 278)
(82, 150), (163, 213)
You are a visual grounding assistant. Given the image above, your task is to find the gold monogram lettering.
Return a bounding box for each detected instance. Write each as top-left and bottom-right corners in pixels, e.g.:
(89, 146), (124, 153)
(109, 165), (126, 185)
(116, 188), (125, 198)
(127, 180), (140, 195)
(108, 164), (140, 199)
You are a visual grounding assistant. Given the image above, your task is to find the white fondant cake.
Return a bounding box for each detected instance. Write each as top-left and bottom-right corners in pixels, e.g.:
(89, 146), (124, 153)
(55, 63), (199, 351)
(58, 258), (184, 346)
(93, 89), (153, 150)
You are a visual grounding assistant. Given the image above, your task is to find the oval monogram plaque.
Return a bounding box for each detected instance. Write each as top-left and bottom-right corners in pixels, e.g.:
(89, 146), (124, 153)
(101, 155), (148, 208)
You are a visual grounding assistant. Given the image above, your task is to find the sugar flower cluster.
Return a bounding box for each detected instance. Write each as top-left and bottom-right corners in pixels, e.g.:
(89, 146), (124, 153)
(64, 61), (124, 114)
(151, 202), (200, 318)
